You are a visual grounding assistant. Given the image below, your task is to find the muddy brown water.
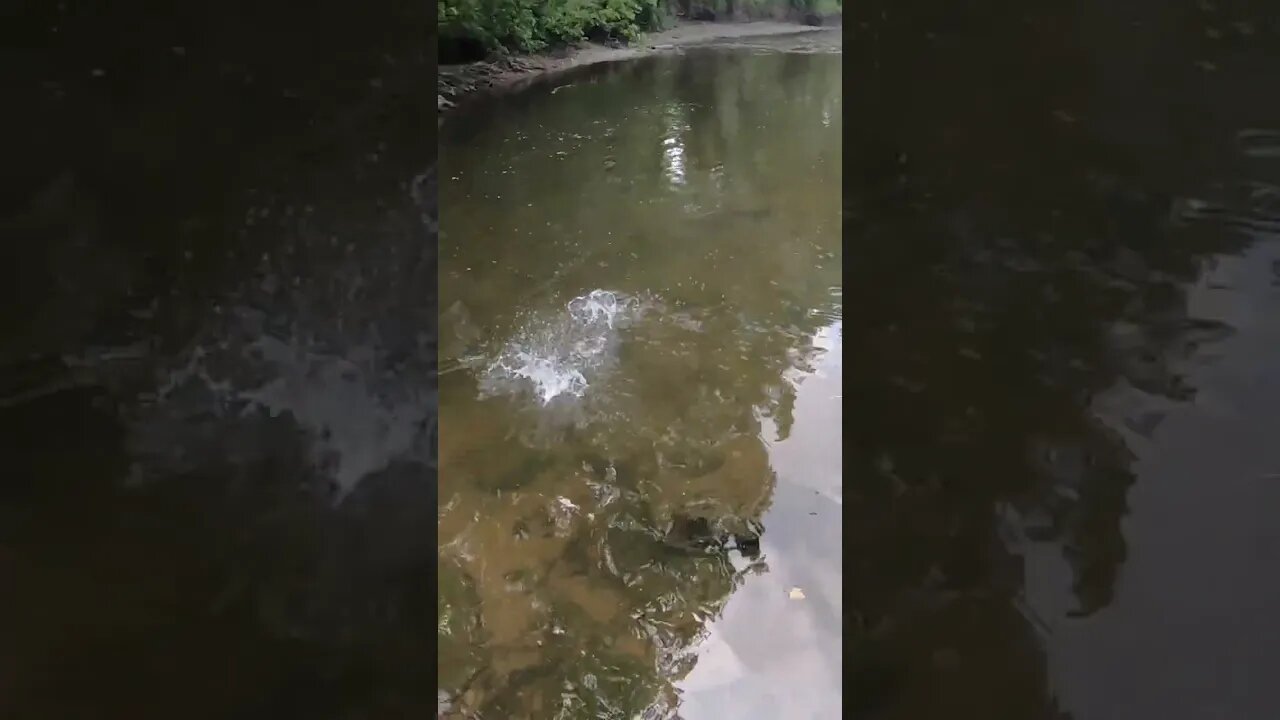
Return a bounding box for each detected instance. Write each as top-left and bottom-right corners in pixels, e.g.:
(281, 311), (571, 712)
(438, 42), (841, 718)
(851, 1), (1280, 718)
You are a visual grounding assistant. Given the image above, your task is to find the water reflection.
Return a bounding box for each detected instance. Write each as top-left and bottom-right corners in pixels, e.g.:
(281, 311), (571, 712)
(851, 0), (1280, 716)
(680, 320), (842, 719)
(439, 46), (840, 718)
(662, 104), (689, 189)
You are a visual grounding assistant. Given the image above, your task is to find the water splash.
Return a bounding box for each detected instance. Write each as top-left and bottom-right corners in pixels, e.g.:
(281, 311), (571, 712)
(567, 289), (629, 327)
(110, 303), (436, 501)
(479, 289), (646, 405)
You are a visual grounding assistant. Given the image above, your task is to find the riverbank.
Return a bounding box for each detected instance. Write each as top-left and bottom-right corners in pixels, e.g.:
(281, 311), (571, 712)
(438, 20), (841, 113)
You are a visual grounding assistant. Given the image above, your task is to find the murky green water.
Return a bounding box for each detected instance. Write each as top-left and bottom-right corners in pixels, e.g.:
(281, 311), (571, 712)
(438, 45), (841, 718)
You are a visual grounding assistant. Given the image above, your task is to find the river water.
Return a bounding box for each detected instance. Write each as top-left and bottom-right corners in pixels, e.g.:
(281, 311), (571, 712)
(9, 4), (1279, 718)
(852, 2), (1280, 718)
(438, 36), (842, 719)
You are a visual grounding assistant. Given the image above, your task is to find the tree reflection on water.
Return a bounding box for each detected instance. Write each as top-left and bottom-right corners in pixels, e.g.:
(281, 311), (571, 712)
(439, 50), (841, 718)
(848, 0), (1276, 717)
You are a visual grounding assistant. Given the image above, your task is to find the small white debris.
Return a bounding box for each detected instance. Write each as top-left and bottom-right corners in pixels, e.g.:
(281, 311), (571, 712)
(788, 587), (806, 600)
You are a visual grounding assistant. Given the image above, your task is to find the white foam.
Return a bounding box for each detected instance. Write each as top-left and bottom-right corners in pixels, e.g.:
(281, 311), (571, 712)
(478, 289), (645, 405)
(508, 352), (589, 404)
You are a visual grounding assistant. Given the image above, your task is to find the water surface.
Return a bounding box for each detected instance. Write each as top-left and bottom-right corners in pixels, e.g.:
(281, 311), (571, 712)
(850, 2), (1280, 717)
(438, 42), (842, 719)
(2, 7), (438, 716)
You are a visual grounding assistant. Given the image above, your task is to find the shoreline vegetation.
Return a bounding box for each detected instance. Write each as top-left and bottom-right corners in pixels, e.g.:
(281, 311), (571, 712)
(438, 0), (841, 113)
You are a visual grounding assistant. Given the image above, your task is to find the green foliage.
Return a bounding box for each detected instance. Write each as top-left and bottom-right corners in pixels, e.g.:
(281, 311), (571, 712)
(439, 0), (842, 56)
(439, 0), (668, 53)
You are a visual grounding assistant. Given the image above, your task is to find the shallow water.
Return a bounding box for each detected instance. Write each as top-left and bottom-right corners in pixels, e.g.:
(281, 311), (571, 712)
(438, 47), (841, 718)
(851, 2), (1280, 717)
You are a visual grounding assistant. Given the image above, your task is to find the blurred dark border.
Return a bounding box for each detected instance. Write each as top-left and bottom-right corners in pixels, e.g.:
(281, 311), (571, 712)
(1, 2), (438, 718)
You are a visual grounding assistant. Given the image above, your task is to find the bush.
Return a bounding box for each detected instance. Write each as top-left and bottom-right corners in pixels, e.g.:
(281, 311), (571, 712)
(438, 0), (841, 58)
(439, 0), (668, 55)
